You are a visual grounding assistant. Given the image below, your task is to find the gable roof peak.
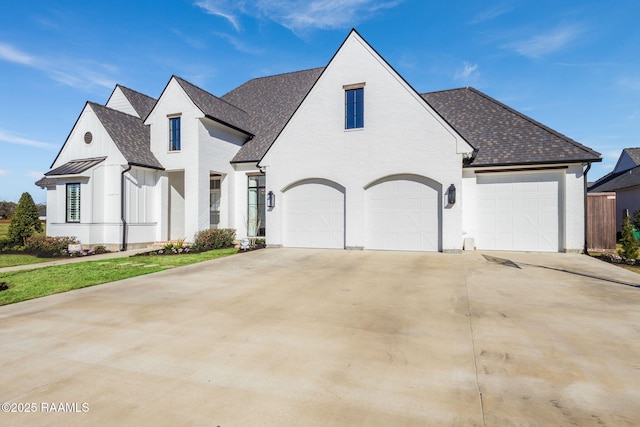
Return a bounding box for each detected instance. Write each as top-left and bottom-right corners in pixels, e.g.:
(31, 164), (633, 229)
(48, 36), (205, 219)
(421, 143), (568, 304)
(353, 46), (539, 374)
(169, 75), (252, 136)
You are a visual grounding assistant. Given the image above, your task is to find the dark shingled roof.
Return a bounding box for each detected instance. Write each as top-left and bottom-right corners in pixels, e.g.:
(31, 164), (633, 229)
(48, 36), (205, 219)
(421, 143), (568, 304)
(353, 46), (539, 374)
(35, 177), (57, 188)
(421, 87), (601, 167)
(45, 157), (107, 176)
(222, 67), (325, 163)
(589, 165), (640, 192)
(116, 85), (157, 119)
(624, 148), (640, 166)
(89, 103), (163, 169)
(173, 76), (252, 136)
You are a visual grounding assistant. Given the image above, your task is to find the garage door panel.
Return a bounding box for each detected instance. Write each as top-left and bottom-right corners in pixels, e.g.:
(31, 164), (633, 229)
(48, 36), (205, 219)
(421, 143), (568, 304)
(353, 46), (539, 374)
(477, 172), (561, 252)
(284, 181), (344, 249)
(366, 177), (440, 252)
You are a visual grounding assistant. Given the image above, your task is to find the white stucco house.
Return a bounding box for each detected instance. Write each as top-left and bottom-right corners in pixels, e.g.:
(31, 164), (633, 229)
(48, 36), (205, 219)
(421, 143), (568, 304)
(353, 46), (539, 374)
(37, 30), (601, 252)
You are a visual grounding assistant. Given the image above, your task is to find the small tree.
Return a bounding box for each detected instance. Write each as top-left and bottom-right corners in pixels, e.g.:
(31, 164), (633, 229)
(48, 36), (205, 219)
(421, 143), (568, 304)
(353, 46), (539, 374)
(8, 192), (43, 246)
(618, 215), (639, 260)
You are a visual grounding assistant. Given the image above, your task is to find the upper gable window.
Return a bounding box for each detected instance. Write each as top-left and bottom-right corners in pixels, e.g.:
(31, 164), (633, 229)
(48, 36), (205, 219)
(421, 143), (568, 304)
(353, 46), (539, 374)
(344, 83), (365, 129)
(169, 116), (181, 151)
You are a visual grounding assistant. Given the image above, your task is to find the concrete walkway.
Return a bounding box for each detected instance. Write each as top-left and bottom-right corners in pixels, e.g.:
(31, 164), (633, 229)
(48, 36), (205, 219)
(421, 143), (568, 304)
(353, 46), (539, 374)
(0, 249), (639, 426)
(0, 248), (146, 273)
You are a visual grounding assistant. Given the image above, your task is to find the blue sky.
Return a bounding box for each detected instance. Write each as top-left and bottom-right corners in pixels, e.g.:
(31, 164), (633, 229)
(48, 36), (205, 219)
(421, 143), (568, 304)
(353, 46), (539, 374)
(1, 0), (638, 203)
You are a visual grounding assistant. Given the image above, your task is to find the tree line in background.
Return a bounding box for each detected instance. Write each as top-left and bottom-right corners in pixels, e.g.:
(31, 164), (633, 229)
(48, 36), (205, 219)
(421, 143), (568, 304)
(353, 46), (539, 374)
(0, 200), (46, 220)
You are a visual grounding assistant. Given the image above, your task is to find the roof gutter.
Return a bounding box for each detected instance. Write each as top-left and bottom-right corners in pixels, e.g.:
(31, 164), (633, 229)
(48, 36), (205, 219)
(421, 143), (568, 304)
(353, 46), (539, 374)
(583, 162), (592, 255)
(121, 164), (132, 251)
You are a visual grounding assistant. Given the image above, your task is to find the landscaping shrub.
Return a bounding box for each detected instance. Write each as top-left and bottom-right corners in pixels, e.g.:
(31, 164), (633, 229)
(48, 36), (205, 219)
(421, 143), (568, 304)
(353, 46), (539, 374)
(8, 192), (43, 246)
(0, 237), (11, 252)
(192, 228), (236, 251)
(93, 245), (108, 254)
(25, 235), (79, 258)
(618, 216), (638, 260)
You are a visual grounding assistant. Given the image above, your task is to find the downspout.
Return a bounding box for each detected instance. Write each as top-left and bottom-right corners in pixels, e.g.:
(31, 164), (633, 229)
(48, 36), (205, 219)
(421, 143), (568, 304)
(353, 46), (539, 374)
(121, 164), (132, 251)
(583, 163), (592, 255)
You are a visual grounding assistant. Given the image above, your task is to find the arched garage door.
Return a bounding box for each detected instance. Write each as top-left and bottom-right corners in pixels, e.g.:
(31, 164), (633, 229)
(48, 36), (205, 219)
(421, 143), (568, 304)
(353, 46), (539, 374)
(283, 179), (345, 249)
(476, 171), (561, 252)
(365, 175), (441, 251)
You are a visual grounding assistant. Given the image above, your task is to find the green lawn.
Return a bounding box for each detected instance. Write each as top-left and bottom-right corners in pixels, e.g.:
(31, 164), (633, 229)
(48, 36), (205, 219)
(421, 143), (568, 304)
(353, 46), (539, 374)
(0, 254), (52, 268)
(0, 248), (238, 306)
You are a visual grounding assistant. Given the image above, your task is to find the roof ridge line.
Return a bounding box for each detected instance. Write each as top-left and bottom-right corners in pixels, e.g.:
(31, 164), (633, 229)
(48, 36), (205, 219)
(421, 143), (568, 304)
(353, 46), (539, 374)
(116, 84), (157, 101)
(173, 76), (250, 115)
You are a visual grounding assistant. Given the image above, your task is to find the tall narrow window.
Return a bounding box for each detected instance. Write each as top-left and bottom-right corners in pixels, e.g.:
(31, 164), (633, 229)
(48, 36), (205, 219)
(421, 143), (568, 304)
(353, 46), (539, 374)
(345, 87), (364, 129)
(169, 116), (181, 151)
(66, 183), (80, 223)
(247, 175), (265, 237)
(210, 176), (221, 229)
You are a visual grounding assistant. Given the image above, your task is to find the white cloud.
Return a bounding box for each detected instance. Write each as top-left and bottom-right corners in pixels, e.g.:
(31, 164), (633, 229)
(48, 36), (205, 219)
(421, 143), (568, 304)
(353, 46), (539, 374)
(0, 41), (117, 92)
(26, 171), (45, 179)
(195, 0), (242, 30)
(0, 129), (57, 149)
(455, 62), (479, 82)
(0, 169), (9, 176)
(503, 25), (583, 58)
(0, 43), (36, 65)
(194, 0), (402, 34)
(469, 4), (513, 24)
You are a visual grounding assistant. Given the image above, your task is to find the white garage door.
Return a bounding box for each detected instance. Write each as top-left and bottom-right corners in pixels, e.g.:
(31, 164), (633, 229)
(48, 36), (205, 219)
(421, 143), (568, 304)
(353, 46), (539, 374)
(477, 172), (561, 252)
(284, 180), (345, 249)
(365, 176), (440, 251)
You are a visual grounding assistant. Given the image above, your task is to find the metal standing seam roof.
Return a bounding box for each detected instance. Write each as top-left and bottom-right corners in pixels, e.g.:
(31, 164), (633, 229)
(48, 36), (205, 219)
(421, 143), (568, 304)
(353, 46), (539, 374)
(173, 76), (252, 136)
(88, 102), (164, 169)
(221, 67), (325, 163)
(421, 87), (601, 167)
(44, 157), (107, 176)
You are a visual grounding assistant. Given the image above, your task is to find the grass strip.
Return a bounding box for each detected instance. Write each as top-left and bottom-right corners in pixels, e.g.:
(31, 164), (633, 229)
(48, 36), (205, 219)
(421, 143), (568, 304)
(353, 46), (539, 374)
(0, 254), (53, 268)
(0, 248), (237, 306)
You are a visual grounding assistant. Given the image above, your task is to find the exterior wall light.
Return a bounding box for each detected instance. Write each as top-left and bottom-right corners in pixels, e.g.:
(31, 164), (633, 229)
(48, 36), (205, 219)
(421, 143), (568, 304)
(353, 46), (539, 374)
(447, 184), (456, 205)
(267, 191), (275, 208)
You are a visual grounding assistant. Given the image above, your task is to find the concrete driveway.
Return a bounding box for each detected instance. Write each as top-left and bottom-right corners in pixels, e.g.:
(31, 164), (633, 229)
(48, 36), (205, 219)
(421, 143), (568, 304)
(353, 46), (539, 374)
(1, 249), (639, 426)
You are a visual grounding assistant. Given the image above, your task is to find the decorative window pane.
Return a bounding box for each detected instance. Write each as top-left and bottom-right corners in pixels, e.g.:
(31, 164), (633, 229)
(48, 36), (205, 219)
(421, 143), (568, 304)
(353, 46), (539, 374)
(345, 87), (364, 129)
(169, 117), (181, 151)
(66, 183), (80, 223)
(247, 175), (266, 237)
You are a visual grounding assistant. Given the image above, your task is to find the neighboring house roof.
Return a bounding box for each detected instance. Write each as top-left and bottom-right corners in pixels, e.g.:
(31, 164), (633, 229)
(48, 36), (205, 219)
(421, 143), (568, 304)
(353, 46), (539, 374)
(222, 67), (325, 163)
(622, 147), (640, 166)
(117, 85), (157, 119)
(589, 148), (640, 192)
(45, 156), (107, 176)
(421, 87), (601, 167)
(89, 102), (164, 169)
(612, 147), (640, 173)
(173, 76), (252, 136)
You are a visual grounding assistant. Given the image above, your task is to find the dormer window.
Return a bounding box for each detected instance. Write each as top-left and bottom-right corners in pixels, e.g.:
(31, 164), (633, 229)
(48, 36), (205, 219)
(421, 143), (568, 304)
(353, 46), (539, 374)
(344, 83), (365, 129)
(169, 116), (181, 151)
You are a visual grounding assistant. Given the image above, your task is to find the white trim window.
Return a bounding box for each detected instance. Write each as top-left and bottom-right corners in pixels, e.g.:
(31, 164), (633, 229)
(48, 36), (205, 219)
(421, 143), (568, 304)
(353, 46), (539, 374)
(169, 116), (181, 151)
(66, 183), (80, 223)
(344, 83), (365, 129)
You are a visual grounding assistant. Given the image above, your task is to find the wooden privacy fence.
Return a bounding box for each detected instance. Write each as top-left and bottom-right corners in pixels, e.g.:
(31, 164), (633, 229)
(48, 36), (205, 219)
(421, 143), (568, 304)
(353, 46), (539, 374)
(587, 192), (616, 251)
